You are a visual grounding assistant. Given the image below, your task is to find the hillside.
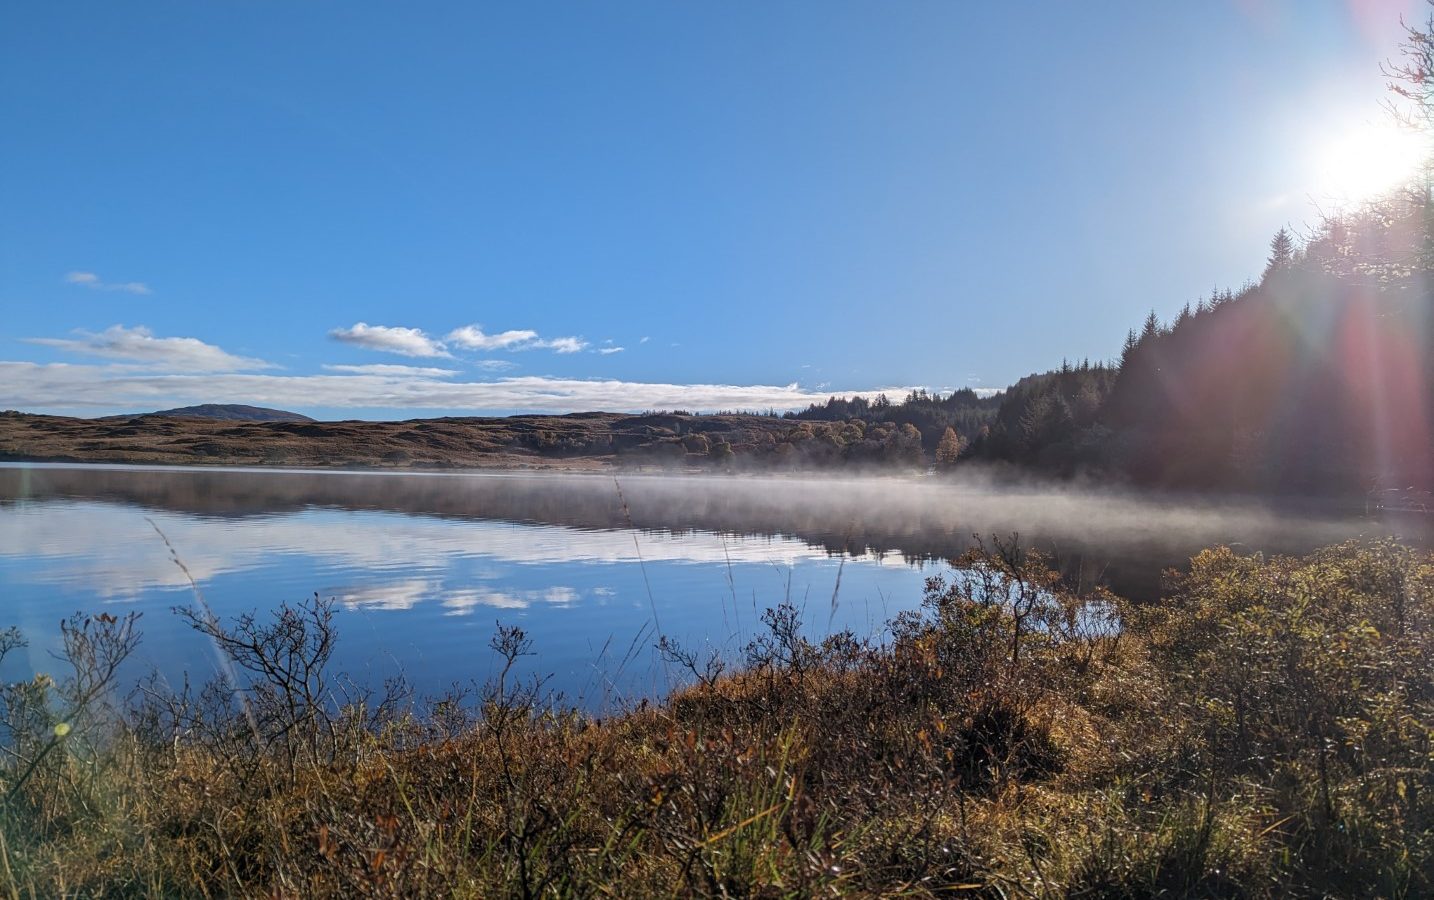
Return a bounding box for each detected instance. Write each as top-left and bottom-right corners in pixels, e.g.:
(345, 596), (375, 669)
(0, 409), (929, 471)
(140, 404), (315, 422)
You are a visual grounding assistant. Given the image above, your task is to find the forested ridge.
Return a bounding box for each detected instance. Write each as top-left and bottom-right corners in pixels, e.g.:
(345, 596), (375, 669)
(962, 189), (1433, 495)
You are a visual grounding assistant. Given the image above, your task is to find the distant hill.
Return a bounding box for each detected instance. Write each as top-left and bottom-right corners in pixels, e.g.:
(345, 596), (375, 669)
(145, 404), (315, 423)
(0, 409), (924, 471)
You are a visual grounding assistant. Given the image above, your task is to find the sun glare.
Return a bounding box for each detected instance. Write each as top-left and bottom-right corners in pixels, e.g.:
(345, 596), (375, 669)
(1309, 119), (1430, 204)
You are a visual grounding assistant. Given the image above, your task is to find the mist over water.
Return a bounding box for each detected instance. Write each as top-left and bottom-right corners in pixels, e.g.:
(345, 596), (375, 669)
(0, 463), (1426, 706)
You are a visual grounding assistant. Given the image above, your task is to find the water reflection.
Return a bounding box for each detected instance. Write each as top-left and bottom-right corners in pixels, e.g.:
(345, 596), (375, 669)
(0, 501), (837, 600)
(4, 463), (1425, 597)
(0, 463), (1427, 705)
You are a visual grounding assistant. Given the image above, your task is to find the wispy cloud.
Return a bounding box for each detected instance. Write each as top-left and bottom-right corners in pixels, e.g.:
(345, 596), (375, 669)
(321, 363), (459, 378)
(329, 322), (450, 358)
(447, 325), (588, 354)
(473, 359), (518, 372)
(24, 325), (270, 372)
(64, 271), (152, 295)
(333, 322), (590, 359)
(597, 346), (625, 355)
(535, 336), (588, 354)
(445, 325), (539, 351)
(0, 361), (911, 414)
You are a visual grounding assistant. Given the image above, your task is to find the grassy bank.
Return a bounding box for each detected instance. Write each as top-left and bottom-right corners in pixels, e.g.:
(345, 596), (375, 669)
(0, 539), (1430, 897)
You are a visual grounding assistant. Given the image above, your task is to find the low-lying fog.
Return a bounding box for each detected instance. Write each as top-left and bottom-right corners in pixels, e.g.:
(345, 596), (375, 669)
(1, 463), (1427, 703)
(3, 463), (1426, 598)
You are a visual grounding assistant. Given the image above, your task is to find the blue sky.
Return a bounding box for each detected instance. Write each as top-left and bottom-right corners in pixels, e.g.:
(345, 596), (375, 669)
(0, 1), (1423, 417)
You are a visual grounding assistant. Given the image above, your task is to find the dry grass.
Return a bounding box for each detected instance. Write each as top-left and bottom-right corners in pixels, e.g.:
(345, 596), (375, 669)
(0, 538), (1429, 897)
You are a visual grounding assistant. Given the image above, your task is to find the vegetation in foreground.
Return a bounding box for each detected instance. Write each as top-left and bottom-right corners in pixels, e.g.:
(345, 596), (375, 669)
(0, 539), (1430, 897)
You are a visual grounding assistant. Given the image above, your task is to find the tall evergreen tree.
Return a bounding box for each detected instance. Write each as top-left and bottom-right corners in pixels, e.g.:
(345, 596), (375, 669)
(1140, 310), (1161, 341)
(1264, 227), (1295, 279)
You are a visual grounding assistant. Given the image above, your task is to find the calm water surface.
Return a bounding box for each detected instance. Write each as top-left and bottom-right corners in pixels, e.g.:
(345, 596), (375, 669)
(1, 463), (1426, 707)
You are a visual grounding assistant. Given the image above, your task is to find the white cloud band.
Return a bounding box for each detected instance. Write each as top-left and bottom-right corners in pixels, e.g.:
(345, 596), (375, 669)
(0, 361), (910, 415)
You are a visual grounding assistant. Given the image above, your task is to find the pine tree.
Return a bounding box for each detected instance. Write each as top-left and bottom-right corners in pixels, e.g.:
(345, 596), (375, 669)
(1141, 310), (1161, 341)
(1264, 227), (1295, 279)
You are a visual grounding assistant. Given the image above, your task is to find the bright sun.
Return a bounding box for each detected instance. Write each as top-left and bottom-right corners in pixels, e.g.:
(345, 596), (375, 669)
(1309, 119), (1430, 204)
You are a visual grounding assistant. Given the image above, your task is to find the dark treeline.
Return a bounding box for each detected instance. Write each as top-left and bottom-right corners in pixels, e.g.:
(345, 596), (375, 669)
(968, 189), (1433, 495)
(964, 361), (1119, 475)
(789, 387), (1001, 450)
(686, 387), (998, 470)
(1105, 197), (1432, 493)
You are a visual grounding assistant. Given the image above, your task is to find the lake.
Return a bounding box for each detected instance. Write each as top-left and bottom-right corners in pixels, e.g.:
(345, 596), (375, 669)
(1, 463), (1427, 708)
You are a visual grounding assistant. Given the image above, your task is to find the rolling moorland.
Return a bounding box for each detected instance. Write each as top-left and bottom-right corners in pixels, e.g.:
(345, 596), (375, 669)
(0, 409), (828, 471)
(0, 388), (1000, 473)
